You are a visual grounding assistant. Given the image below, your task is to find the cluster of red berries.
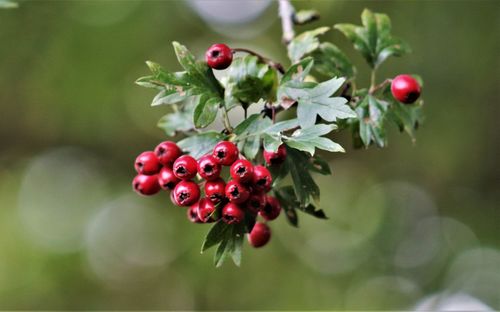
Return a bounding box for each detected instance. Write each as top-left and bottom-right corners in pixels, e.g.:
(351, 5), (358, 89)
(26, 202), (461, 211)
(132, 140), (288, 248)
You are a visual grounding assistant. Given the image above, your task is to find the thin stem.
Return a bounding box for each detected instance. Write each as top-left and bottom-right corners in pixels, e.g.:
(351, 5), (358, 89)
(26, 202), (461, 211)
(278, 0), (295, 44)
(369, 78), (392, 95)
(370, 69), (377, 91)
(221, 105), (233, 133)
(243, 107), (248, 120)
(232, 48), (285, 74)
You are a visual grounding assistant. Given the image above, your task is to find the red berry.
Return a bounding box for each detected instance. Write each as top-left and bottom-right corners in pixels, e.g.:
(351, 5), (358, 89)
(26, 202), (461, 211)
(263, 144), (287, 165)
(173, 155), (198, 180)
(187, 202), (203, 223)
(212, 141), (239, 166)
(222, 203), (245, 224)
(205, 178), (226, 204)
(154, 141), (182, 166)
(225, 180), (250, 204)
(391, 74), (421, 104)
(205, 43), (233, 70)
(197, 154), (221, 181)
(251, 165), (272, 192)
(173, 180), (200, 206)
(158, 167), (180, 190)
(259, 196), (281, 221)
(230, 159), (254, 183)
(132, 174), (160, 196)
(246, 192), (266, 214)
(134, 151), (161, 175)
(248, 222), (271, 248)
(196, 198), (218, 223)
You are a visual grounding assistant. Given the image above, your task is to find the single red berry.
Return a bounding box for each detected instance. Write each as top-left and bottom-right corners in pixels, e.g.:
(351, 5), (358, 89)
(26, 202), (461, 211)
(173, 180), (200, 206)
(196, 198), (218, 223)
(205, 43), (233, 70)
(246, 192), (266, 214)
(263, 144), (287, 165)
(225, 180), (250, 204)
(391, 74), (421, 104)
(248, 222), (271, 248)
(187, 202), (203, 223)
(154, 141), (182, 167)
(173, 155), (198, 180)
(158, 167), (180, 190)
(132, 174), (160, 196)
(197, 154), (221, 181)
(259, 196), (281, 221)
(212, 141), (239, 166)
(205, 178), (226, 204)
(134, 151), (161, 175)
(230, 159), (254, 183)
(222, 203), (245, 224)
(251, 165), (272, 192)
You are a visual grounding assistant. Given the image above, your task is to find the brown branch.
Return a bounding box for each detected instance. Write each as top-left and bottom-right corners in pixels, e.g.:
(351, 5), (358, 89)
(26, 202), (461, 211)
(232, 48), (285, 74)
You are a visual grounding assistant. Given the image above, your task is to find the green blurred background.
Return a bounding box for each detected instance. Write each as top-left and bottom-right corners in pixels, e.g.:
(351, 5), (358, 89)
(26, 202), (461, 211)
(0, 0), (499, 310)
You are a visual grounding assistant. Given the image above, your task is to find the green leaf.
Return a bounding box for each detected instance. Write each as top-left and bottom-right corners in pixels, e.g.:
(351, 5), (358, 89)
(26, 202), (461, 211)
(157, 102), (195, 136)
(274, 186), (328, 227)
(177, 131), (225, 159)
(293, 9), (320, 25)
(288, 27), (330, 63)
(311, 42), (356, 78)
(151, 88), (188, 106)
(230, 226), (244, 267)
(355, 95), (389, 147)
(309, 155), (332, 175)
(214, 239), (229, 267)
(194, 96), (220, 128)
(285, 124), (344, 156)
(233, 114), (272, 159)
(201, 221), (230, 253)
(285, 148), (320, 206)
(280, 57), (314, 84)
(334, 23), (374, 65)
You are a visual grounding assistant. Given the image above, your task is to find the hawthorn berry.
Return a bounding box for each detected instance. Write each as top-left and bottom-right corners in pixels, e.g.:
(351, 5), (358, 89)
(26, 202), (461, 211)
(132, 174), (161, 196)
(225, 180), (250, 204)
(154, 141), (182, 166)
(230, 159), (254, 183)
(251, 165), (272, 192)
(134, 151), (161, 175)
(246, 192), (266, 214)
(187, 202), (203, 223)
(263, 144), (287, 165)
(212, 141), (239, 166)
(205, 178), (226, 204)
(173, 180), (200, 206)
(222, 203), (245, 224)
(248, 222), (271, 248)
(197, 154), (221, 181)
(196, 198), (218, 223)
(158, 167), (180, 190)
(173, 155), (198, 180)
(259, 196), (281, 221)
(391, 74), (421, 104)
(205, 43), (233, 70)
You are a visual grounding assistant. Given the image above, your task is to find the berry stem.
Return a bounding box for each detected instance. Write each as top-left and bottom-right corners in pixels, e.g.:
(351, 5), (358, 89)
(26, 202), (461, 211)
(369, 78), (392, 95)
(278, 0), (295, 44)
(370, 69), (377, 92)
(232, 48), (285, 74)
(221, 105), (233, 133)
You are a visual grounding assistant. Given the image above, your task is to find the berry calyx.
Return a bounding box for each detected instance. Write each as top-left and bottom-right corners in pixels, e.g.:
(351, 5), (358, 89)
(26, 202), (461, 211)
(187, 203), (203, 223)
(230, 159), (254, 183)
(251, 165), (272, 192)
(205, 43), (233, 70)
(134, 151), (161, 175)
(212, 141), (239, 166)
(158, 167), (180, 190)
(246, 192), (266, 214)
(197, 154), (222, 181)
(391, 74), (421, 104)
(263, 144), (287, 166)
(259, 196), (281, 221)
(173, 155), (198, 180)
(154, 141), (182, 166)
(225, 180), (250, 204)
(222, 203), (245, 224)
(196, 198), (218, 223)
(248, 222), (271, 248)
(132, 174), (161, 196)
(173, 180), (200, 206)
(205, 178), (226, 204)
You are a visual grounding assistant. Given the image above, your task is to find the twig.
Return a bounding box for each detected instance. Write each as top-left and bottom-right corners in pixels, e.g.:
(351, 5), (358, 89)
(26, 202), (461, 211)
(278, 0), (295, 44)
(232, 48), (285, 74)
(369, 79), (391, 95)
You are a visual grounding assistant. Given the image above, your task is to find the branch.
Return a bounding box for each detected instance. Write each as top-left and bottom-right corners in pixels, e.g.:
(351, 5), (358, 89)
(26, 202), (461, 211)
(232, 48), (285, 74)
(369, 79), (391, 95)
(278, 0), (295, 44)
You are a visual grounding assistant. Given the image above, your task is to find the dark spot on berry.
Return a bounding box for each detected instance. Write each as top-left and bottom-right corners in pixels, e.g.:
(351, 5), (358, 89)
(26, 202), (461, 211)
(211, 50), (220, 57)
(230, 187), (239, 197)
(136, 162), (143, 169)
(263, 203), (272, 213)
(134, 182), (140, 190)
(176, 166), (186, 175)
(236, 166), (246, 175)
(257, 178), (267, 186)
(406, 91), (419, 103)
(216, 150), (226, 159)
(179, 192), (189, 201)
(158, 147), (165, 155)
(204, 164), (213, 173)
(165, 182), (176, 190)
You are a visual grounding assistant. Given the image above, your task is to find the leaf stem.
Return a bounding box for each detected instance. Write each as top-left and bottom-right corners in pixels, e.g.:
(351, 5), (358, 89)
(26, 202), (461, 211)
(370, 69), (377, 91)
(369, 78), (392, 95)
(221, 105), (233, 133)
(232, 48), (285, 74)
(278, 0), (295, 44)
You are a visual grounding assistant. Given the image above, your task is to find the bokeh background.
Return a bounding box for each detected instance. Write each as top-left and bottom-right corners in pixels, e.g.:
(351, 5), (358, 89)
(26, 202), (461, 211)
(1, 0), (499, 310)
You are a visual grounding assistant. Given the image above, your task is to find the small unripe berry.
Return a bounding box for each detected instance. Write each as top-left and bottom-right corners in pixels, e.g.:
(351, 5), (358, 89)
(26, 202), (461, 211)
(134, 151), (161, 175)
(187, 202), (203, 223)
(263, 145), (287, 165)
(205, 43), (233, 70)
(205, 178), (226, 204)
(246, 192), (266, 214)
(197, 154), (221, 181)
(391, 74), (421, 104)
(212, 141), (239, 166)
(230, 159), (254, 183)
(154, 141), (182, 167)
(132, 174), (161, 196)
(248, 222), (271, 248)
(259, 196), (281, 221)
(158, 167), (180, 190)
(197, 198), (218, 223)
(222, 203), (245, 224)
(173, 155), (198, 180)
(173, 180), (200, 206)
(225, 180), (250, 204)
(251, 165), (272, 192)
